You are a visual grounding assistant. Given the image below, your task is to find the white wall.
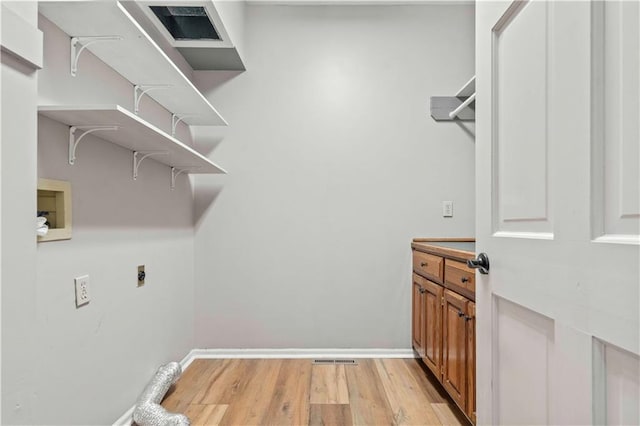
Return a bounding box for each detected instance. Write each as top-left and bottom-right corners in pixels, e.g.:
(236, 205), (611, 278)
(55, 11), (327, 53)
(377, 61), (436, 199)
(35, 116), (195, 424)
(192, 4), (476, 349)
(3, 12), (197, 424)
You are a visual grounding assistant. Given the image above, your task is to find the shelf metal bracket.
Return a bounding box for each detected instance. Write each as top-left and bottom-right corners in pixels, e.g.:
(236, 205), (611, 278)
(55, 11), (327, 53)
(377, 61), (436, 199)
(71, 36), (122, 77)
(171, 113), (199, 137)
(133, 151), (169, 180)
(134, 84), (172, 115)
(171, 167), (201, 190)
(449, 92), (476, 119)
(430, 75), (476, 122)
(170, 167), (188, 190)
(69, 125), (119, 165)
(430, 95), (476, 121)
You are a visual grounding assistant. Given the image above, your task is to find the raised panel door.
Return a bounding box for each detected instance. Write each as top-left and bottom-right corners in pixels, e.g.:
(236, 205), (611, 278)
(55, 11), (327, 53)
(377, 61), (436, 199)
(422, 279), (444, 379)
(466, 301), (476, 423)
(443, 289), (468, 411)
(412, 274), (425, 357)
(476, 2), (639, 423)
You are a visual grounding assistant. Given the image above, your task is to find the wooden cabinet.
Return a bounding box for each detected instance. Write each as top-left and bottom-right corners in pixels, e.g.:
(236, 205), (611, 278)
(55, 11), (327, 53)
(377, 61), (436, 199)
(466, 302), (476, 423)
(413, 273), (444, 377)
(411, 239), (476, 424)
(442, 289), (469, 410)
(421, 276), (443, 378)
(412, 277), (425, 357)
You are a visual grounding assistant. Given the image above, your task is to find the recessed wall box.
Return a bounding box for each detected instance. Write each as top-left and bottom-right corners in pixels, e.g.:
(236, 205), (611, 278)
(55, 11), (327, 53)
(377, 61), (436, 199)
(37, 178), (72, 242)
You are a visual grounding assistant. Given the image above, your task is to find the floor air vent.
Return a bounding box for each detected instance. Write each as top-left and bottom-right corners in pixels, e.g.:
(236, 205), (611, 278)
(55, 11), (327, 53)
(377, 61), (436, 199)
(312, 359), (357, 365)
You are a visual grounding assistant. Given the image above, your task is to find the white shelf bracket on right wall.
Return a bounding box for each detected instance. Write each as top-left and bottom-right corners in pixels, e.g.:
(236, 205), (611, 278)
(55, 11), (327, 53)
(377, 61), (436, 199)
(430, 75), (476, 121)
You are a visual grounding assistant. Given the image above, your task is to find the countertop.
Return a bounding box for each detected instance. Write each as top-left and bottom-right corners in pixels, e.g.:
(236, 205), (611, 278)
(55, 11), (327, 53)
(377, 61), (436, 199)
(412, 238), (475, 262)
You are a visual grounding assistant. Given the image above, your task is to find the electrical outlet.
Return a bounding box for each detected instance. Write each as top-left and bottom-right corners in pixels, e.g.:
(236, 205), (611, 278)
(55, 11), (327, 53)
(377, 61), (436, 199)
(74, 275), (90, 307)
(442, 201), (454, 217)
(137, 265), (146, 286)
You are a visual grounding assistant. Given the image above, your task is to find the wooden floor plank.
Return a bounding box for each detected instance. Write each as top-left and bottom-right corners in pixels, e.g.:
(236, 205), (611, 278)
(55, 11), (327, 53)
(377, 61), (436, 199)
(431, 403), (464, 426)
(162, 359), (223, 413)
(193, 358), (255, 405)
(344, 359), (395, 426)
(162, 359), (208, 410)
(218, 359), (283, 426)
(375, 359), (442, 425)
(309, 404), (354, 426)
(403, 358), (449, 403)
(203, 405), (228, 425)
(310, 364), (350, 404)
(183, 404), (228, 425)
(261, 359), (312, 425)
(161, 358), (469, 426)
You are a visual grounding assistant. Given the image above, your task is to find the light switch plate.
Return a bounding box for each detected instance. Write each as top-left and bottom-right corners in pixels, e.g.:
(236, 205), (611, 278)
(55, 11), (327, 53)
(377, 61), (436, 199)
(442, 201), (453, 217)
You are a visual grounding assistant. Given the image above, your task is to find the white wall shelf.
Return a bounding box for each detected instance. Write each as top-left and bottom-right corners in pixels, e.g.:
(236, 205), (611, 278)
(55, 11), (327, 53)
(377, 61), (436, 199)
(38, 1), (227, 126)
(39, 105), (227, 179)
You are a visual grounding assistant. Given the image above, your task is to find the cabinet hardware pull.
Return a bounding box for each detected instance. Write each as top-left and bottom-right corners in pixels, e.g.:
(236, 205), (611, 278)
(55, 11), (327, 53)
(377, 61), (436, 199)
(461, 277), (469, 283)
(419, 288), (426, 294)
(465, 316), (474, 321)
(420, 262), (428, 267)
(458, 311), (465, 317)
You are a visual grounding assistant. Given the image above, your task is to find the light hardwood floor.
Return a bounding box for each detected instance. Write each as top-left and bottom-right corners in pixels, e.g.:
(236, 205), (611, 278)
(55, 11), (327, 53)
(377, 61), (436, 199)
(161, 358), (470, 426)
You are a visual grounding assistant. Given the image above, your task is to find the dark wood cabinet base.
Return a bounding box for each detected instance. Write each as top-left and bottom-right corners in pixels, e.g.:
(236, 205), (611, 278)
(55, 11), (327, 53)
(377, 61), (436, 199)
(412, 238), (476, 424)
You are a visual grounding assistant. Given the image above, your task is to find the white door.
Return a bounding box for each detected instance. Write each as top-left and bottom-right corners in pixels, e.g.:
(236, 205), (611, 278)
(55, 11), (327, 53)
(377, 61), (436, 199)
(475, 1), (639, 424)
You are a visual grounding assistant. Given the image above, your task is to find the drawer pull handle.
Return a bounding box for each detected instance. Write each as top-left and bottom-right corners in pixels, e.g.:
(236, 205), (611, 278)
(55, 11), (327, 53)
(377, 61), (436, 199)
(420, 262), (428, 267)
(458, 311), (465, 317)
(461, 277), (469, 283)
(465, 316), (474, 322)
(419, 288), (426, 294)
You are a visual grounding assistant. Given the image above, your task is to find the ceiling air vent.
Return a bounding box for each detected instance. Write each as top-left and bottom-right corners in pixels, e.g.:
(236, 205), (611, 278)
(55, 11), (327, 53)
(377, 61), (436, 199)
(149, 6), (220, 41)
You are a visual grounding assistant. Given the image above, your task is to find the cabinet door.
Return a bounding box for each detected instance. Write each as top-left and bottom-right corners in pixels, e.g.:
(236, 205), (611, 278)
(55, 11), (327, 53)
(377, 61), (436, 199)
(466, 301), (476, 423)
(412, 274), (425, 357)
(443, 289), (468, 411)
(422, 279), (443, 379)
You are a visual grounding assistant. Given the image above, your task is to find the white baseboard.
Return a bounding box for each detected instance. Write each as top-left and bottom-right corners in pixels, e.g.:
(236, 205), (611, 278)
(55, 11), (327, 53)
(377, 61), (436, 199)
(186, 348), (416, 361)
(114, 348), (416, 424)
(113, 405), (135, 426)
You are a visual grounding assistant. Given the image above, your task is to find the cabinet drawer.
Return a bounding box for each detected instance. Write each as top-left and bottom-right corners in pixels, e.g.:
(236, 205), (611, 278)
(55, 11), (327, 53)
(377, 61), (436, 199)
(413, 251), (444, 282)
(445, 259), (475, 294)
